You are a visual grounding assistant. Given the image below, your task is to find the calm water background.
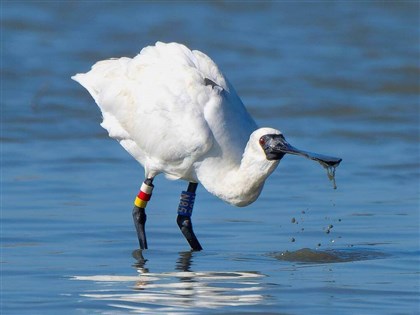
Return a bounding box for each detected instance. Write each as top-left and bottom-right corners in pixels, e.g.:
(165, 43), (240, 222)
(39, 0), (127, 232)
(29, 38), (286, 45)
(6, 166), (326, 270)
(2, 1), (419, 314)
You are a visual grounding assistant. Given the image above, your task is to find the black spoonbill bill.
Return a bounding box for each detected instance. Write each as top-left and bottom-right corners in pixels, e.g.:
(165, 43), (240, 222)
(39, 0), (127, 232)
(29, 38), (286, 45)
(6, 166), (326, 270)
(72, 42), (342, 251)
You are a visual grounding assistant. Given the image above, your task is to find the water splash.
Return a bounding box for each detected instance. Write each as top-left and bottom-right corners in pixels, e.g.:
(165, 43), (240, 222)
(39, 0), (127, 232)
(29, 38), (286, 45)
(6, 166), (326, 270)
(318, 161), (338, 190)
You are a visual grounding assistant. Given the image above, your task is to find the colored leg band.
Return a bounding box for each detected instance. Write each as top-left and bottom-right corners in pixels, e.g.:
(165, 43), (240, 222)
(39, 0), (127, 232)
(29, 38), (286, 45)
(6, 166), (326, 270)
(134, 198), (148, 208)
(177, 191), (196, 217)
(134, 181), (154, 208)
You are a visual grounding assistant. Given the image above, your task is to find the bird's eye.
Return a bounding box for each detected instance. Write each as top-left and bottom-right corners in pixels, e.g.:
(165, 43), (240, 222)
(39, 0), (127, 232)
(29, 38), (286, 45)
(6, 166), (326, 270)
(259, 137), (266, 146)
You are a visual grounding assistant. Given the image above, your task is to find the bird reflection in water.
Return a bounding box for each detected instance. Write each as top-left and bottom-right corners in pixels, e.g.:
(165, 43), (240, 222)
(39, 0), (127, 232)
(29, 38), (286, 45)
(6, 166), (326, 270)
(73, 251), (266, 313)
(176, 250), (194, 272)
(131, 250), (197, 291)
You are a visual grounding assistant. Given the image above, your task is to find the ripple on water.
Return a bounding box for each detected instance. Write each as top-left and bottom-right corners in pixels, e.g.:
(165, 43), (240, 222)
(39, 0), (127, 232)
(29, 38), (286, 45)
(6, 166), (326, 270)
(73, 270), (266, 313)
(269, 248), (388, 264)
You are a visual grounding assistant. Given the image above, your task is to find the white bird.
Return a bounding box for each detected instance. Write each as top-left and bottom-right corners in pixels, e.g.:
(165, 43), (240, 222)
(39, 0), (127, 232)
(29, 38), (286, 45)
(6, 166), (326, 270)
(72, 41), (341, 250)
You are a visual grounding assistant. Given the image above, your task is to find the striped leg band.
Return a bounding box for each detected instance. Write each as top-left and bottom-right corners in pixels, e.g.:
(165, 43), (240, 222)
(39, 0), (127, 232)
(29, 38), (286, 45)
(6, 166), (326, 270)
(134, 182), (154, 208)
(177, 191), (196, 217)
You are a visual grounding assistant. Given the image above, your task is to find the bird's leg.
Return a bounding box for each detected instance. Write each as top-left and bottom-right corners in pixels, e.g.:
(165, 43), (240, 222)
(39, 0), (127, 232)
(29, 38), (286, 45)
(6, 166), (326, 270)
(132, 178), (154, 249)
(177, 182), (203, 251)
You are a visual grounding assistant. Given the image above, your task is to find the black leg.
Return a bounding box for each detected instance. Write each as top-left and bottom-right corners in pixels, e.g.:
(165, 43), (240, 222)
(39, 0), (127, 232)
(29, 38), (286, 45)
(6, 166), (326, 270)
(132, 207), (147, 249)
(132, 178), (154, 249)
(177, 182), (203, 251)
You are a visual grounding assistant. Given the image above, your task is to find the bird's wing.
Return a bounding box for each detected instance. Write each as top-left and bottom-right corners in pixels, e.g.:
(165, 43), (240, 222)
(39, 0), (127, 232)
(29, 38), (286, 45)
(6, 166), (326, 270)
(72, 43), (231, 179)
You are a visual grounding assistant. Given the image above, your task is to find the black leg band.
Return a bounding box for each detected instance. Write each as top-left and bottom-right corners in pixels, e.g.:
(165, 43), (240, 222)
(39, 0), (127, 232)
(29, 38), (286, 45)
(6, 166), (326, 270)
(177, 182), (202, 251)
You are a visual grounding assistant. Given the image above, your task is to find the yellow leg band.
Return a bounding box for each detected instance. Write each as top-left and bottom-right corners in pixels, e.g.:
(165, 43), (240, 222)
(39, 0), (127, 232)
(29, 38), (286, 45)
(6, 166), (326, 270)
(134, 197), (148, 208)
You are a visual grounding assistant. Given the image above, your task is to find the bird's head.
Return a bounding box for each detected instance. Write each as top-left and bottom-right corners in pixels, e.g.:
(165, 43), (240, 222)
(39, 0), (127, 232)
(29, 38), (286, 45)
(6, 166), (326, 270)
(248, 128), (342, 168)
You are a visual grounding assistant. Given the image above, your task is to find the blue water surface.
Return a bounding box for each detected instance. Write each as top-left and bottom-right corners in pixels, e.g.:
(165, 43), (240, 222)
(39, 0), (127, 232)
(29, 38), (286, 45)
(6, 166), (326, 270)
(2, 1), (419, 314)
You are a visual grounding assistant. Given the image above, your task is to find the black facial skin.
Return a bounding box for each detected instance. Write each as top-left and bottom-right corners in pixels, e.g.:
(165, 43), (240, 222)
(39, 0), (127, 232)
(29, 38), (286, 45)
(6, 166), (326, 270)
(259, 134), (287, 161)
(259, 134), (342, 167)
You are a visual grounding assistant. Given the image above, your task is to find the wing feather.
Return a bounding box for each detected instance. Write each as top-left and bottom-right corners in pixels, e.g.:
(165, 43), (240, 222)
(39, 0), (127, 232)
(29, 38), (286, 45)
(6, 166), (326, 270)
(72, 42), (223, 179)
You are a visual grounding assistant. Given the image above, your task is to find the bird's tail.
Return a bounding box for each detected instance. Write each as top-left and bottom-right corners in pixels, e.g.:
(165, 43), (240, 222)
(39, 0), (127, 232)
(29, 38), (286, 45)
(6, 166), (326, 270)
(71, 57), (131, 105)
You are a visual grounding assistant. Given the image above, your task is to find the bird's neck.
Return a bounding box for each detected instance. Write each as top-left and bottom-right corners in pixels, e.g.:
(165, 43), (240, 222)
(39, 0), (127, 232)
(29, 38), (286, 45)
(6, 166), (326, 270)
(197, 154), (279, 207)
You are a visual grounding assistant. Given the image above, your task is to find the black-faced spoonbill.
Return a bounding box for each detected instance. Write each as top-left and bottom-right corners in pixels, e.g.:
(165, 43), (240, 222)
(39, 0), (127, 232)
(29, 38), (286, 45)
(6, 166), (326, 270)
(72, 42), (342, 251)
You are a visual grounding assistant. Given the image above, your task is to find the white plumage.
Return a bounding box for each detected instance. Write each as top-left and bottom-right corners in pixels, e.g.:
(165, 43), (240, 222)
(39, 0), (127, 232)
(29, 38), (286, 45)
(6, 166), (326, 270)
(73, 42), (341, 209)
(72, 42), (284, 206)
(72, 42), (342, 250)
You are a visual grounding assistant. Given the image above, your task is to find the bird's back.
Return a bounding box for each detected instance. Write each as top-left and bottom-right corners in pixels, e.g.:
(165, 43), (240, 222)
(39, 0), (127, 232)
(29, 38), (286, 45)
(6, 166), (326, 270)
(72, 42), (257, 181)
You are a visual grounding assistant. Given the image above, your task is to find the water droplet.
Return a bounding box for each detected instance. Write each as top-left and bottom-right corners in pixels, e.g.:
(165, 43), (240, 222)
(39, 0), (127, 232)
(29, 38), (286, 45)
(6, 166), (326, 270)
(326, 165), (337, 189)
(325, 224), (334, 234)
(318, 161), (338, 189)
